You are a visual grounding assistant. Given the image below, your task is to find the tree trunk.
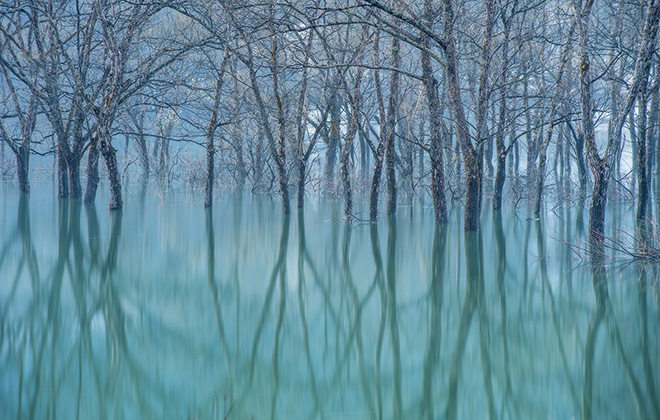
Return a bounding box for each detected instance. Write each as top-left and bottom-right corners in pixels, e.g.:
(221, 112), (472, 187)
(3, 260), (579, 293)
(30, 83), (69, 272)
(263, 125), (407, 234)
(421, 0), (448, 223)
(58, 145), (69, 199)
(16, 145), (30, 194)
(102, 145), (123, 210)
(370, 153), (384, 221)
(137, 131), (150, 177)
(205, 131), (215, 208)
(84, 140), (100, 204)
(67, 156), (82, 199)
(637, 93), (649, 222)
(465, 153), (481, 230)
(297, 159), (306, 209)
(324, 88), (340, 191)
(493, 147), (506, 211)
(385, 35), (400, 216)
(589, 163), (608, 246)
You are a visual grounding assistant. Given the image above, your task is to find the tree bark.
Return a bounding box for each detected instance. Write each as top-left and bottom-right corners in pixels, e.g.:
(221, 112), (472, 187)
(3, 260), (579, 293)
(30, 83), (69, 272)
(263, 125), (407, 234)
(101, 143), (123, 210)
(16, 145), (30, 194)
(84, 139), (100, 204)
(57, 145), (69, 199)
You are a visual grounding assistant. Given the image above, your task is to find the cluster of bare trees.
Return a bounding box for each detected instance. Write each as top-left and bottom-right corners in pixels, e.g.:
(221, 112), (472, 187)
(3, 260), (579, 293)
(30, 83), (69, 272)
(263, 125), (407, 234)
(2, 0), (660, 240)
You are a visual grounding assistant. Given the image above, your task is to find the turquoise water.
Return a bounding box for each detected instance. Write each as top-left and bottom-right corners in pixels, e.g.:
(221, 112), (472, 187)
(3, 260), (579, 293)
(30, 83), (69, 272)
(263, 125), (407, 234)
(0, 182), (658, 419)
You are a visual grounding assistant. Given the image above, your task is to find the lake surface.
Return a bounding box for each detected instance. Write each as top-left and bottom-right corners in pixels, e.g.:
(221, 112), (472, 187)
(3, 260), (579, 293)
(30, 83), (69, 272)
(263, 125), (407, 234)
(1, 182), (659, 419)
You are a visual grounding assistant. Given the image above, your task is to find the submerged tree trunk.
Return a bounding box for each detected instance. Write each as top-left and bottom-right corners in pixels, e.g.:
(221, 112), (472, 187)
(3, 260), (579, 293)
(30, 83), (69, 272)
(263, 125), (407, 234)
(385, 35), (400, 216)
(579, 0), (660, 245)
(67, 157), (82, 199)
(84, 139), (100, 204)
(100, 137), (123, 210)
(57, 145), (69, 199)
(637, 91), (650, 222)
(493, 10), (512, 211)
(340, 70), (364, 217)
(442, 0), (493, 230)
(421, 0), (448, 224)
(205, 53), (229, 208)
(16, 145), (30, 194)
(370, 29), (386, 221)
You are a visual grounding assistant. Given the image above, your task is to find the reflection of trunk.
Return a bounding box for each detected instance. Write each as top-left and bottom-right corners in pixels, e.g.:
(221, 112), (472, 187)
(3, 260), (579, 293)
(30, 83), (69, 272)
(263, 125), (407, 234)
(249, 216), (290, 383)
(476, 229), (496, 420)
(205, 209), (232, 390)
(536, 220), (580, 411)
(493, 212), (514, 414)
(385, 219), (402, 418)
(421, 225), (446, 420)
(84, 139), (100, 204)
(370, 224), (386, 419)
(341, 221), (375, 415)
(637, 267), (660, 420)
(582, 264), (606, 420)
(297, 214), (320, 413)
(445, 231), (480, 420)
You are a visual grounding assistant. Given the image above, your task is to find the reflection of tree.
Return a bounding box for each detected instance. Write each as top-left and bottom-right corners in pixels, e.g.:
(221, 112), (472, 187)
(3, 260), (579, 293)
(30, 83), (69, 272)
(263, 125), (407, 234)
(535, 220), (579, 412)
(370, 223), (386, 420)
(421, 225), (446, 420)
(445, 229), (495, 420)
(205, 208), (232, 393)
(247, 216), (289, 419)
(386, 218), (402, 419)
(583, 259), (650, 420)
(296, 213), (321, 414)
(637, 263), (660, 419)
(493, 212), (515, 419)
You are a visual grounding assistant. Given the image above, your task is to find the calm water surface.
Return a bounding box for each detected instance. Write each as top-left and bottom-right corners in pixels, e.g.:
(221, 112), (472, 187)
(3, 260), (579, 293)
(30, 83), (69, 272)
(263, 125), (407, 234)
(1, 182), (659, 419)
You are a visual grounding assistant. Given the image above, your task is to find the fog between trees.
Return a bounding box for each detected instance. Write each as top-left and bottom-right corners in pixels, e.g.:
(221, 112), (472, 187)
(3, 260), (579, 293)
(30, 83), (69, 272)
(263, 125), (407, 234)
(2, 0), (660, 245)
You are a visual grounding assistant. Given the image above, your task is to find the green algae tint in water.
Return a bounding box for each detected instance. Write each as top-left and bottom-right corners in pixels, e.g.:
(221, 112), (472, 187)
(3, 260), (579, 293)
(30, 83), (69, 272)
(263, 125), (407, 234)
(1, 182), (659, 419)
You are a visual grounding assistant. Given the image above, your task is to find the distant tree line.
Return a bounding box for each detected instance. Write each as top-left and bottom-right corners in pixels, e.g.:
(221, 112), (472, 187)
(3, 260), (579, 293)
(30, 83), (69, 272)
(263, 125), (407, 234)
(2, 0), (660, 245)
